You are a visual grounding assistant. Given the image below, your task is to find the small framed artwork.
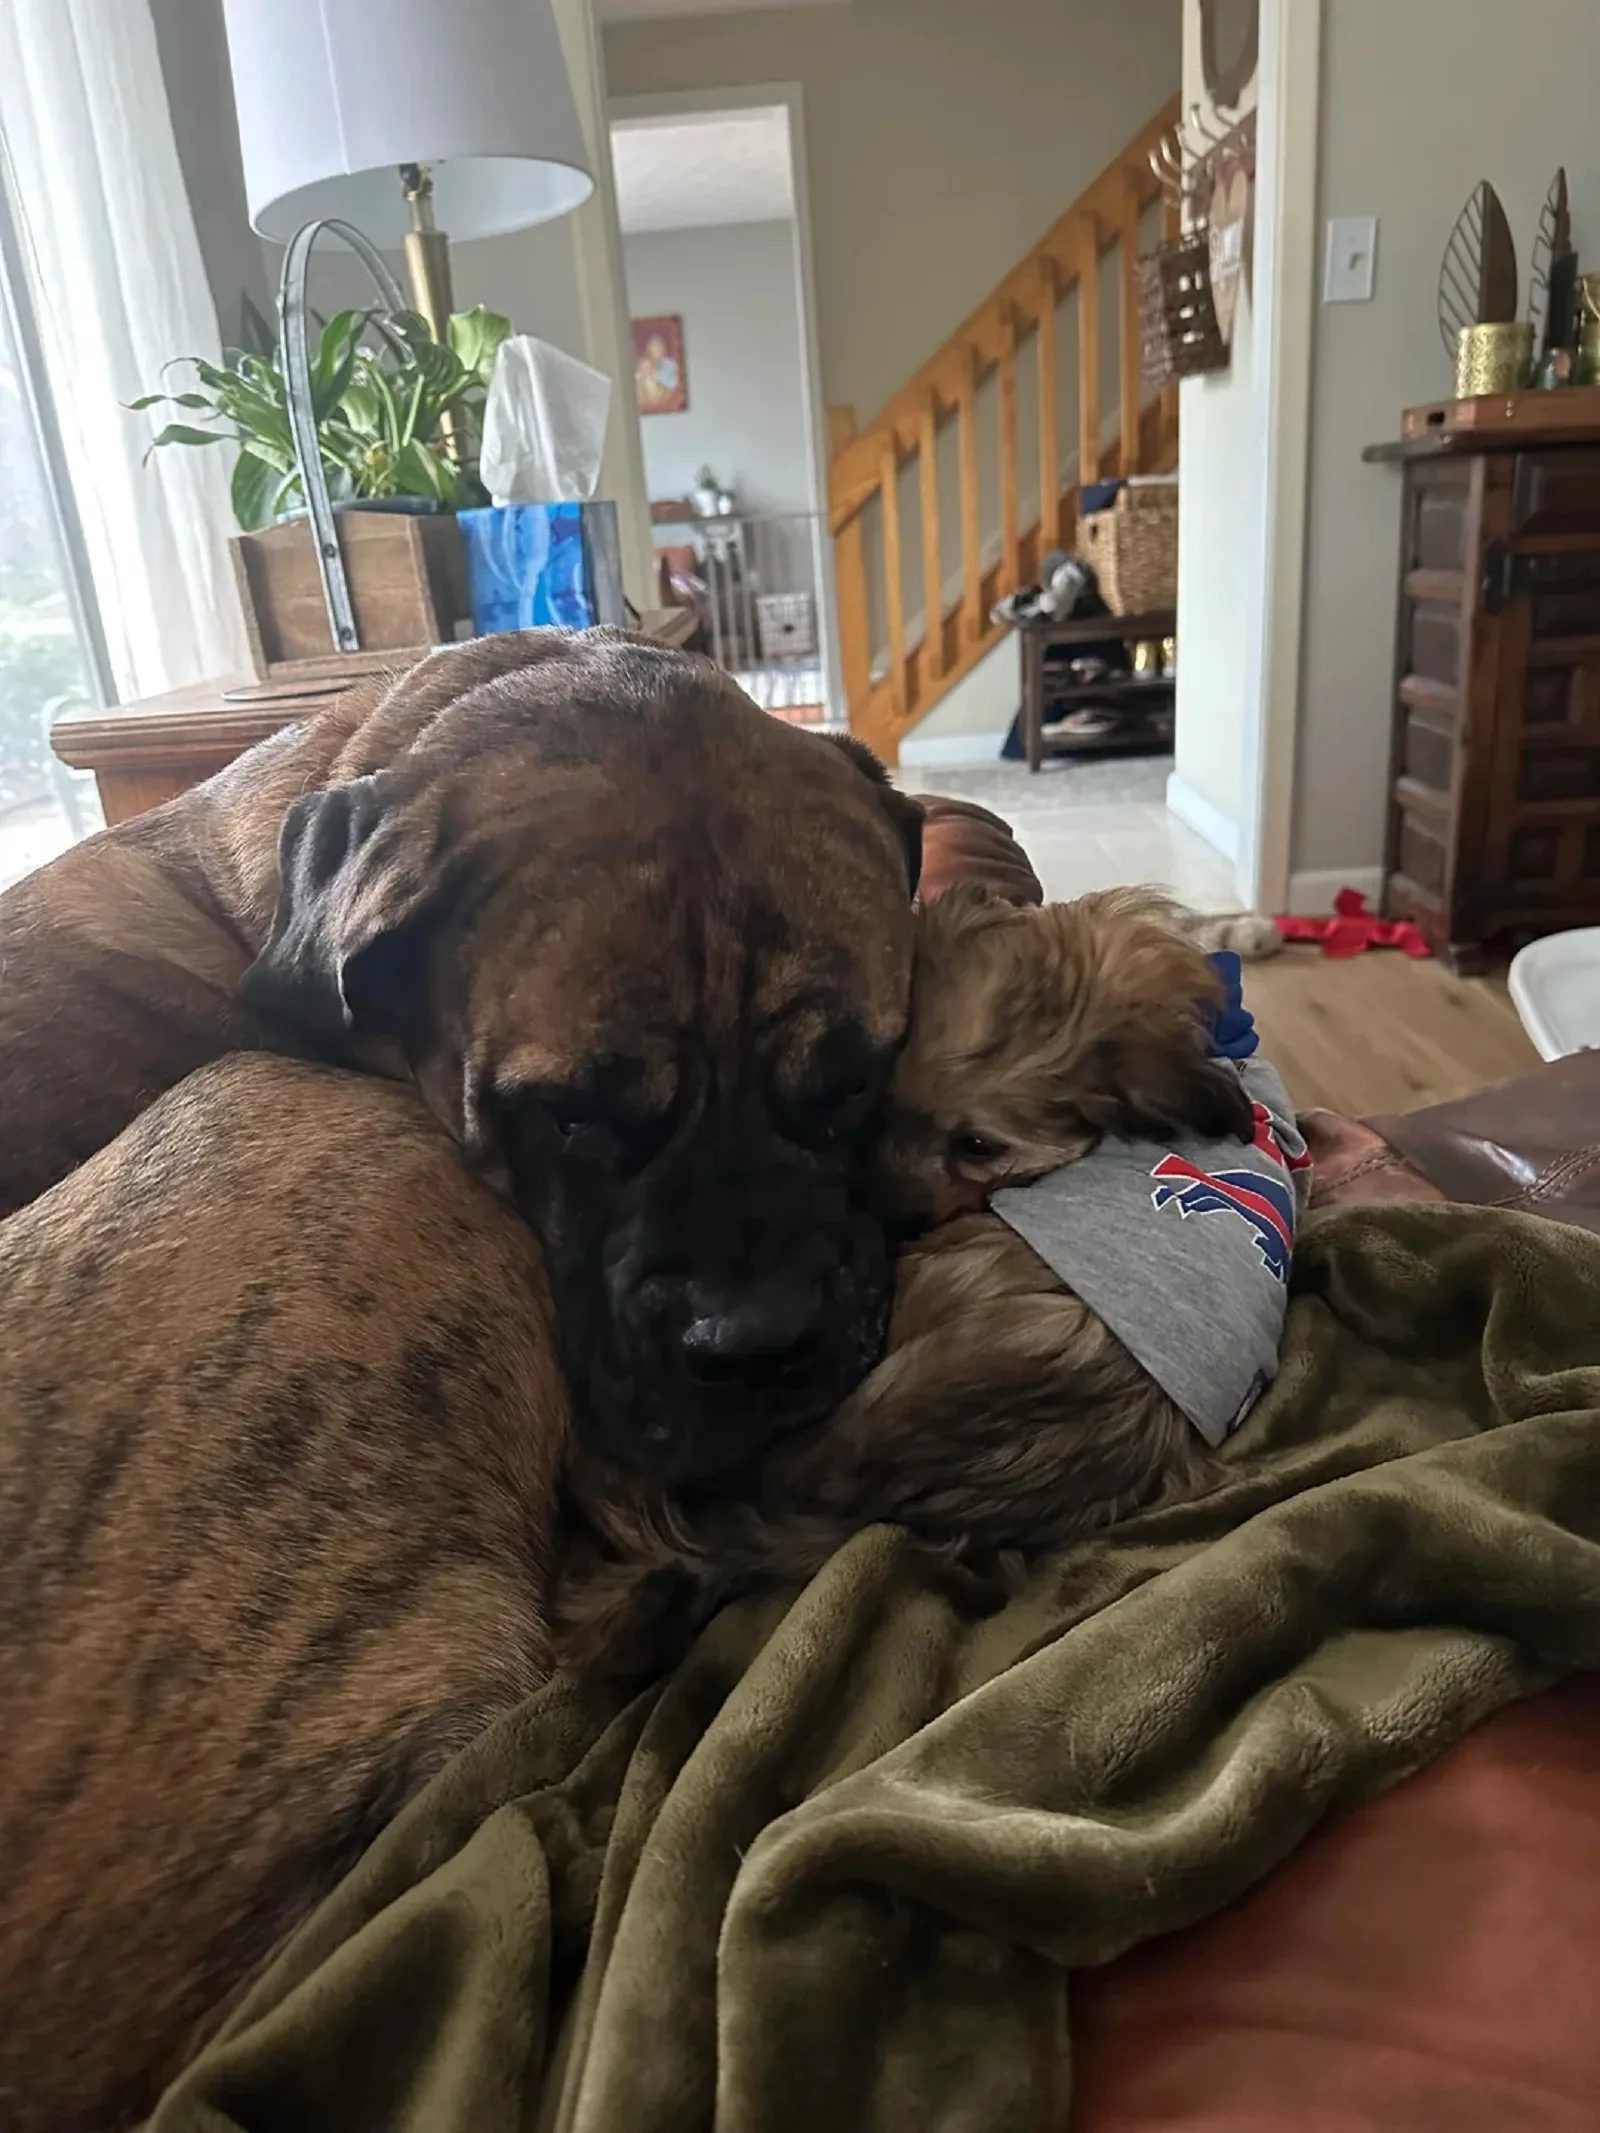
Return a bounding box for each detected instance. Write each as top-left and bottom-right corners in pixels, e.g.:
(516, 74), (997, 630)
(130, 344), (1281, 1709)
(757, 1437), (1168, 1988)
(632, 314), (688, 415)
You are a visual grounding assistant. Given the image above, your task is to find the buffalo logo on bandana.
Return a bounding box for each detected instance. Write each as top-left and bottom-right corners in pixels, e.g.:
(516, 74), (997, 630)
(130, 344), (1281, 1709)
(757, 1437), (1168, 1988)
(1149, 1099), (1301, 1285)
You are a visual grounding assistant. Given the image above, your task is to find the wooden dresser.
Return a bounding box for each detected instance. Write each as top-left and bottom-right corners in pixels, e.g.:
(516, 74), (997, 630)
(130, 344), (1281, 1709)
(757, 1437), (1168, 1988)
(1373, 419), (1600, 970)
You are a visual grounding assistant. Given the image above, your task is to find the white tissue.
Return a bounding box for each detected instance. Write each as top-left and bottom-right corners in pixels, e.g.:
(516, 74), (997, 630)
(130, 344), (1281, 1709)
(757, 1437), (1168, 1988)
(479, 335), (613, 506)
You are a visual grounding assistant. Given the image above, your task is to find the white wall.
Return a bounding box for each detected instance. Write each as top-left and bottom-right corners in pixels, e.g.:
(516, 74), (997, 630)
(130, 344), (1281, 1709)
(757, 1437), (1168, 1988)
(1170, 2), (1258, 855)
(604, 0), (1182, 423)
(623, 220), (811, 515)
(1293, 0), (1600, 881)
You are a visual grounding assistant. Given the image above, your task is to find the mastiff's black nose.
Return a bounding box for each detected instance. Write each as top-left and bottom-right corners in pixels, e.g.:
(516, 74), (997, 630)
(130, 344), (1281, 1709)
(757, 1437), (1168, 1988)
(678, 1277), (822, 1386)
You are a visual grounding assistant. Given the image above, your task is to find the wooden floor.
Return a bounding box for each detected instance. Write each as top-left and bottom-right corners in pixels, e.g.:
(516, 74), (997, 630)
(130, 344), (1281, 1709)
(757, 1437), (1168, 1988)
(1246, 947), (1537, 1117)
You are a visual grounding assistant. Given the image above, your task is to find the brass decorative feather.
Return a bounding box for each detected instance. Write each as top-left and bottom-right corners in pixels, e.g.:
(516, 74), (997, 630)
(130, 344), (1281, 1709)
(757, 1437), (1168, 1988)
(1438, 180), (1519, 354)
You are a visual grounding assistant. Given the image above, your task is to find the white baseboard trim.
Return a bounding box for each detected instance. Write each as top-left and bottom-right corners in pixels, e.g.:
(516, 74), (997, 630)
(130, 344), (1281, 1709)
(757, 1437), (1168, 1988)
(1166, 773), (1239, 864)
(898, 730), (1007, 769)
(1285, 864), (1385, 916)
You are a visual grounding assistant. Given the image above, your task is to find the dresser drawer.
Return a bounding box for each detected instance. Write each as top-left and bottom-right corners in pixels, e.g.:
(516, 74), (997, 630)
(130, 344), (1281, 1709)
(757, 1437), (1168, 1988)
(1512, 450), (1600, 536)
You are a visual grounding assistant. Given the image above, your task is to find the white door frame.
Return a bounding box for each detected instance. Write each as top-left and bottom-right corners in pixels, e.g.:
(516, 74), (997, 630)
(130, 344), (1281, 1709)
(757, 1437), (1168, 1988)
(1233, 0), (1323, 914)
(607, 82), (841, 720)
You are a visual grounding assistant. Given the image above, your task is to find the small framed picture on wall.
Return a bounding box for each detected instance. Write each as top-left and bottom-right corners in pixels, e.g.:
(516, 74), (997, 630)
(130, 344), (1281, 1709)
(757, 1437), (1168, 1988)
(632, 314), (688, 415)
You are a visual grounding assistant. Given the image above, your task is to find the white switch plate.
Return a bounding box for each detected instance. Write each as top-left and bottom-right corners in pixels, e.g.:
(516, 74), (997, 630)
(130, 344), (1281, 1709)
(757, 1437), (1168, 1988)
(1324, 216), (1378, 303)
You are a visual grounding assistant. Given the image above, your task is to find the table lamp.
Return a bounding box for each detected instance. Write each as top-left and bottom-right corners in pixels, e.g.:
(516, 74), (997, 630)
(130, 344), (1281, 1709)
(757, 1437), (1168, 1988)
(220, 0), (595, 342)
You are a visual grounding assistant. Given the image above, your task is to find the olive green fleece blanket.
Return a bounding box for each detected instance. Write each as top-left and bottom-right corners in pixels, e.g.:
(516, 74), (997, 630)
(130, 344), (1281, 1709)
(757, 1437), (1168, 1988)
(151, 1207), (1600, 2133)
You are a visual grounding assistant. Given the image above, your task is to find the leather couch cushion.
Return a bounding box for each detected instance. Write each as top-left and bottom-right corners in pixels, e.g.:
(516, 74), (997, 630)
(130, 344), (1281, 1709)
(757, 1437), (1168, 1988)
(1372, 1051), (1600, 1236)
(916, 794), (1044, 908)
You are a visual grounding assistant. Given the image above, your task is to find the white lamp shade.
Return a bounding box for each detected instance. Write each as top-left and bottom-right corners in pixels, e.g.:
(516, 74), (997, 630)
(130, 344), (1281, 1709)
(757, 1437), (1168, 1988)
(221, 0), (594, 246)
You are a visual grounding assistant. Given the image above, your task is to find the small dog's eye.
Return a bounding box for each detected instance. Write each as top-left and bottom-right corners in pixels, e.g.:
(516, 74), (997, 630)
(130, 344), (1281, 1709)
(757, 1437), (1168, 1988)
(950, 1128), (1008, 1165)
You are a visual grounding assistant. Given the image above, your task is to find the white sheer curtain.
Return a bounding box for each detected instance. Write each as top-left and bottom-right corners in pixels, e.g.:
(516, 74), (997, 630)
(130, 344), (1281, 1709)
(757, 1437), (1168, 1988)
(0, 0), (248, 701)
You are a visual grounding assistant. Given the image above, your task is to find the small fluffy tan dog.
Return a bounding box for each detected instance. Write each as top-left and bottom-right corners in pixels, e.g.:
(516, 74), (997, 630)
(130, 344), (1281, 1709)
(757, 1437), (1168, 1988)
(558, 886), (1254, 1663)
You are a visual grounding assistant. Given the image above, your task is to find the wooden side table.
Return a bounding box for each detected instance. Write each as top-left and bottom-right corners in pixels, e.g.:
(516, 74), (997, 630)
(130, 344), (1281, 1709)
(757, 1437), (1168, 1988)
(51, 613), (703, 828)
(1014, 608), (1176, 772)
(50, 677), (304, 827)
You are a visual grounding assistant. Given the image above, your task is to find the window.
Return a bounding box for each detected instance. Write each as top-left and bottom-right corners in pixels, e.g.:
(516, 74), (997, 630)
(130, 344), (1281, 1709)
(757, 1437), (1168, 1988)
(0, 152), (106, 892)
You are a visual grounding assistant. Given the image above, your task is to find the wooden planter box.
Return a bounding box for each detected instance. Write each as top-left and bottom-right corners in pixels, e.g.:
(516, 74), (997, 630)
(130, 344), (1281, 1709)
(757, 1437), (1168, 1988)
(229, 509), (472, 681)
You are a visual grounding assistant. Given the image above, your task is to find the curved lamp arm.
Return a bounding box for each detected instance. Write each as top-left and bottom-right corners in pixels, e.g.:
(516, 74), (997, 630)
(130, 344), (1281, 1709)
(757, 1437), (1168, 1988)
(277, 218), (409, 654)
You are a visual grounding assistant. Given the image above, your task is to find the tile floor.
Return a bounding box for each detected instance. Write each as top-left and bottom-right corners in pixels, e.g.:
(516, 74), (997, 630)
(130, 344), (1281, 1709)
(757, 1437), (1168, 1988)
(896, 753), (1239, 911)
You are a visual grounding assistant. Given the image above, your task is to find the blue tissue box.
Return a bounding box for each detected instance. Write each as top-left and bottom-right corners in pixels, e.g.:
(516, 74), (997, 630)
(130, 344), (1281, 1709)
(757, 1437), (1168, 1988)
(457, 501), (626, 634)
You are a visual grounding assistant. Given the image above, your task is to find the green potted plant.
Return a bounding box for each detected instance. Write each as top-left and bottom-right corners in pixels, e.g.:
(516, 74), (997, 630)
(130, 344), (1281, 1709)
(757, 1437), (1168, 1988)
(132, 305), (511, 676)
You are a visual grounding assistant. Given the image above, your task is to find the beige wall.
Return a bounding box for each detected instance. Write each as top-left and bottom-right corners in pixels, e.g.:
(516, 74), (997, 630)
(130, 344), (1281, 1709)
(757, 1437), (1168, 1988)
(1293, 0), (1600, 880)
(149, 0), (273, 346)
(603, 0), (1182, 425)
(1171, 3), (1258, 847)
(545, 0), (656, 607)
(624, 220), (812, 514)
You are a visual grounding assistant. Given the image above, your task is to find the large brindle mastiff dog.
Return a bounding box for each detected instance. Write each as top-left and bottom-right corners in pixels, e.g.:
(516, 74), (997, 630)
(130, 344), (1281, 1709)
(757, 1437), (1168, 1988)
(0, 630), (927, 2129)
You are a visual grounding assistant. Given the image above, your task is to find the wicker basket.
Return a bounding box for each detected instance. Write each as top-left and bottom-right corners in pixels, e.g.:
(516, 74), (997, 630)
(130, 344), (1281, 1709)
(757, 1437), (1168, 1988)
(1079, 484), (1178, 615)
(1138, 231), (1228, 390)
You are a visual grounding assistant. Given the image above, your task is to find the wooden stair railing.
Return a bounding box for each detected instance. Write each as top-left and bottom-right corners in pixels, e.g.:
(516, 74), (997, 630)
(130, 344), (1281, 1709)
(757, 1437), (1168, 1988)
(828, 99), (1181, 764)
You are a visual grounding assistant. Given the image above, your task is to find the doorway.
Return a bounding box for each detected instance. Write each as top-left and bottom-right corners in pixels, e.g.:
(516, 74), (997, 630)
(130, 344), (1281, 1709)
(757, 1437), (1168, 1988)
(608, 87), (838, 724)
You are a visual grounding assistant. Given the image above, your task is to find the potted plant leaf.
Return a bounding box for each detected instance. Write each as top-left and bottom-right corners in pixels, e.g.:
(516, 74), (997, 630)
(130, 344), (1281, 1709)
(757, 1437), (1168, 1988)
(133, 305), (511, 677)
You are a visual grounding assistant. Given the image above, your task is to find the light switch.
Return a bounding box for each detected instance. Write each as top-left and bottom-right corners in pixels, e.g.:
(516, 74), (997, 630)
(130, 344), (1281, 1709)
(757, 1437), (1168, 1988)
(1324, 216), (1378, 303)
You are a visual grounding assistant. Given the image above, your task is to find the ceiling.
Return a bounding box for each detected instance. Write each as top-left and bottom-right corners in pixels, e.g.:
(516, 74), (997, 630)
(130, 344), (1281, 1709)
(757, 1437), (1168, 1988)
(610, 109), (794, 234)
(598, 0), (850, 20)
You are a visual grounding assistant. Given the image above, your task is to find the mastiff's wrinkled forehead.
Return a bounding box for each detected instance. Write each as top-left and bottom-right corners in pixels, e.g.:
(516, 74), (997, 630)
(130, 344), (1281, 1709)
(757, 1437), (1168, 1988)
(243, 630), (923, 1481)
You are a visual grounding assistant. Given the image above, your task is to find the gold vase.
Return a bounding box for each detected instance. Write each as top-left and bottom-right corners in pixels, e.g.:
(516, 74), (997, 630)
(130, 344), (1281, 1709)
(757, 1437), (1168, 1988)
(1454, 322), (1532, 399)
(1579, 320), (1600, 388)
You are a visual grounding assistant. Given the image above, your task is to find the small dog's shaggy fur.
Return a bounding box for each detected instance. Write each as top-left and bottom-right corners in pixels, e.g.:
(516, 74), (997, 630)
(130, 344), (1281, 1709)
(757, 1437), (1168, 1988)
(877, 885), (1257, 1223)
(557, 886), (1258, 1666)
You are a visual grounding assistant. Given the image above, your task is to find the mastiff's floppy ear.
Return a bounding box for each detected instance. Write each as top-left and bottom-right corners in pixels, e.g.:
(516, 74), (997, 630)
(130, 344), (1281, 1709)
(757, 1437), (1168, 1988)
(237, 773), (441, 1049)
(821, 732), (924, 900)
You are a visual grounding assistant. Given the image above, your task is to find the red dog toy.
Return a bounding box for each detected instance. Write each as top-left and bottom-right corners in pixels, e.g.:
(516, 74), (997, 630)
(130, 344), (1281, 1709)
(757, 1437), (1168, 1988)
(1275, 888), (1432, 960)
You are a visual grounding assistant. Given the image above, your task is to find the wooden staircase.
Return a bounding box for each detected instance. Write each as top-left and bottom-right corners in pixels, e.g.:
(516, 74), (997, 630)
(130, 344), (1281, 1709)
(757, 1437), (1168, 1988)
(828, 100), (1181, 763)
